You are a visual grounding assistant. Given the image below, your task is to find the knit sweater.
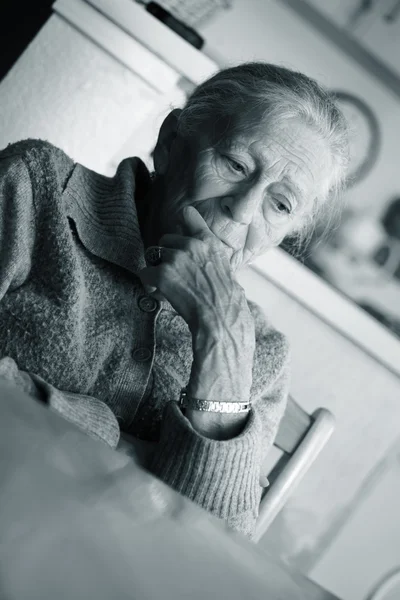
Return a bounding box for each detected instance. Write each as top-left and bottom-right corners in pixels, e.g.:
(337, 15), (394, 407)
(0, 139), (291, 539)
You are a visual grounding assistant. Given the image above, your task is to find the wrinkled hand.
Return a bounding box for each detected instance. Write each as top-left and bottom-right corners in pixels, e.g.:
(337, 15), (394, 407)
(139, 206), (255, 402)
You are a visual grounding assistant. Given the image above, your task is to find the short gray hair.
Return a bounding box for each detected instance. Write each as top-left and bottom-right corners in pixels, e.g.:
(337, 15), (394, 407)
(177, 62), (350, 247)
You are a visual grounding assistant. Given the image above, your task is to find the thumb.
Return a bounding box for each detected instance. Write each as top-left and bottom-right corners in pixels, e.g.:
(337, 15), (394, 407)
(139, 268), (165, 300)
(181, 206), (211, 239)
(149, 289), (166, 301)
(143, 283), (157, 295)
(138, 267), (156, 291)
(143, 281), (165, 302)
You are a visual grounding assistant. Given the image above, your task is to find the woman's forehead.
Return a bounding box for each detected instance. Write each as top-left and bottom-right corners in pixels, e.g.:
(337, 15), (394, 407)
(233, 121), (331, 174)
(227, 118), (319, 150)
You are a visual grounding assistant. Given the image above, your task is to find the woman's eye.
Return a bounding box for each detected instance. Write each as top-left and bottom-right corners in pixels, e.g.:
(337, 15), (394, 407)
(272, 197), (292, 215)
(224, 156), (247, 176)
(229, 160), (245, 174)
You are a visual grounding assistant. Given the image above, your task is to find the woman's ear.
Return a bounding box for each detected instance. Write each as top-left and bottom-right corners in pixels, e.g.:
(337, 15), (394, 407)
(153, 109), (182, 175)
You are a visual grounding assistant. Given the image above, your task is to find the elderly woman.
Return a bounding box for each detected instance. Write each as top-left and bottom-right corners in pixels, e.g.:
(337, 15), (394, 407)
(0, 62), (348, 539)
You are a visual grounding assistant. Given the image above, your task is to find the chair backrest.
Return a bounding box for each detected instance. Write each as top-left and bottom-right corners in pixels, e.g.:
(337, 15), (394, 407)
(254, 396), (335, 543)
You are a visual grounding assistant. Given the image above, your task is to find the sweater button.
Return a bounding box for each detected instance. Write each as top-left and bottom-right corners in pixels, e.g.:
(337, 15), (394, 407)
(138, 295), (158, 313)
(132, 347), (152, 362)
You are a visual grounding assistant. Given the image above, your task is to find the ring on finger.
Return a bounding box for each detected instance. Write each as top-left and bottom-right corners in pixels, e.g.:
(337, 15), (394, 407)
(145, 245), (163, 266)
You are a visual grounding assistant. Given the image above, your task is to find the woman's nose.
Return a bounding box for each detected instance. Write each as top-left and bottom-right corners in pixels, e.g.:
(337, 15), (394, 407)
(221, 188), (262, 225)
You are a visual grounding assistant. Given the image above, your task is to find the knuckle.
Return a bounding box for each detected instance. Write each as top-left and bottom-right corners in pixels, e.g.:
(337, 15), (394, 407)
(169, 248), (184, 267)
(190, 237), (208, 257)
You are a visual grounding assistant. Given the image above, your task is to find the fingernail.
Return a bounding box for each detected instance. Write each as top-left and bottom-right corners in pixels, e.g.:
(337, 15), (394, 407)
(144, 284), (157, 294)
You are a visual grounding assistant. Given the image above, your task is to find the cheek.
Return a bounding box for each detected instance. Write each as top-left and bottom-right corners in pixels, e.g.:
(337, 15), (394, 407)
(245, 215), (291, 259)
(262, 209), (291, 243)
(193, 164), (226, 200)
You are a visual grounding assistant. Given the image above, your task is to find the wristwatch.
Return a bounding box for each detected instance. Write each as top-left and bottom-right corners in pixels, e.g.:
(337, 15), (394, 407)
(178, 387), (251, 414)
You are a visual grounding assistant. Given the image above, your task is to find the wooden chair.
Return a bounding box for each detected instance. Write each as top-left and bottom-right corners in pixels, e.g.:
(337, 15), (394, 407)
(254, 396), (335, 543)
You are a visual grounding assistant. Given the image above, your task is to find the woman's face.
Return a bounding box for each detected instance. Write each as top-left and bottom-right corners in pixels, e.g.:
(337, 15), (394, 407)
(157, 117), (333, 271)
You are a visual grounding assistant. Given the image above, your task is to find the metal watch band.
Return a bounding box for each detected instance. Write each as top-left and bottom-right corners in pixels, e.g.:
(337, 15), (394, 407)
(178, 388), (251, 414)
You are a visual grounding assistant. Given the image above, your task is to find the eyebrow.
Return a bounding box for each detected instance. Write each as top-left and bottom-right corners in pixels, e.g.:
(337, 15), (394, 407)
(281, 177), (305, 205)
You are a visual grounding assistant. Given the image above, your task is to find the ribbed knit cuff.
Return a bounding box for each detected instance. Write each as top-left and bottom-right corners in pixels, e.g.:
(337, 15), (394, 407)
(149, 402), (264, 534)
(30, 373), (121, 449)
(0, 357), (120, 448)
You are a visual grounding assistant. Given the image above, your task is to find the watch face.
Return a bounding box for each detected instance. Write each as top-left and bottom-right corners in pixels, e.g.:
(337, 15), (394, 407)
(332, 91), (381, 187)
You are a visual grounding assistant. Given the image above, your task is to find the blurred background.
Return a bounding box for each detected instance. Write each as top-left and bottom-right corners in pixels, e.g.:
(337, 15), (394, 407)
(1, 2), (400, 599)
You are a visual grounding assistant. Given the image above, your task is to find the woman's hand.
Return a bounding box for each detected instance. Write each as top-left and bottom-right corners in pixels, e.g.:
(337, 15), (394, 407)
(138, 206), (256, 405)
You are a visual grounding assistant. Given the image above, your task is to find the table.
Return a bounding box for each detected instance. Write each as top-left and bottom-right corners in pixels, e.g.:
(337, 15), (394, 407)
(0, 380), (339, 600)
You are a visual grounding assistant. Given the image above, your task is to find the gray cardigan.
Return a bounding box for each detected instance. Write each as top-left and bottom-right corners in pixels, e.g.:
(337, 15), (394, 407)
(0, 139), (291, 539)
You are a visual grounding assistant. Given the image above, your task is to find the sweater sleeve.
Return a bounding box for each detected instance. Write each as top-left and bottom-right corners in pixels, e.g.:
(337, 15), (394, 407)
(148, 357), (290, 540)
(0, 148), (120, 449)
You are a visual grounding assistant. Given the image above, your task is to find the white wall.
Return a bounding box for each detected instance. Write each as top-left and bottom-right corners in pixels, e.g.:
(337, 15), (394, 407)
(198, 0), (400, 221)
(0, 15), (160, 174)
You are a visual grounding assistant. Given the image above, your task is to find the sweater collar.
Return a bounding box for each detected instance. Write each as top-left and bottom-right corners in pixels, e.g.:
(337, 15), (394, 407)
(62, 157), (176, 313)
(63, 156), (152, 277)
